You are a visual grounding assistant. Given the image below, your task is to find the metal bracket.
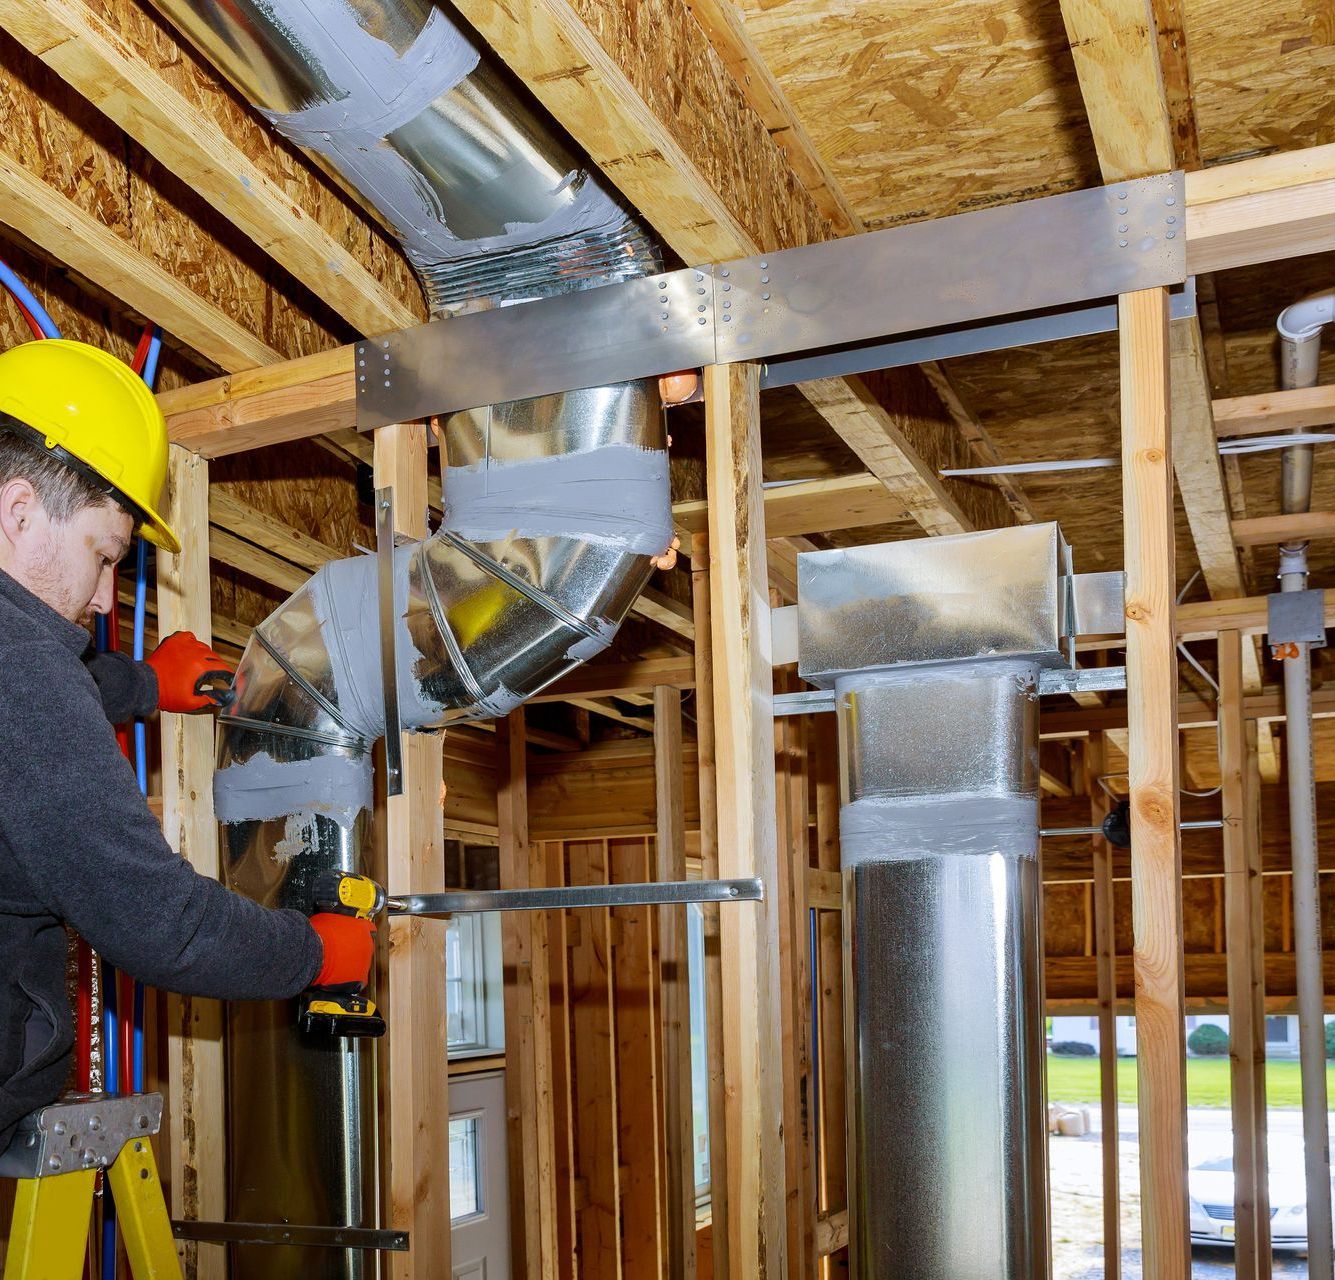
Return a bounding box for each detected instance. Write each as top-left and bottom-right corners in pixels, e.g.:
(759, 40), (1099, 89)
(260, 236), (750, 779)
(375, 486), (403, 796)
(172, 1221), (408, 1252)
(356, 172), (1185, 429)
(0, 1093), (163, 1178)
(387, 877), (763, 917)
(1268, 588), (1328, 648)
(772, 666), (1127, 717)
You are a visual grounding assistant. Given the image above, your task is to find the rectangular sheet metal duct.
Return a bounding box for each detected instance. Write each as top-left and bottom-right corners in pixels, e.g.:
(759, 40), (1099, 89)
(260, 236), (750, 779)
(800, 525), (1074, 1279)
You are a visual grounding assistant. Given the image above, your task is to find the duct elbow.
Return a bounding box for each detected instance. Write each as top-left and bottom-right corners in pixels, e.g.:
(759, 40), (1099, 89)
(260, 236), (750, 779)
(214, 378), (671, 823)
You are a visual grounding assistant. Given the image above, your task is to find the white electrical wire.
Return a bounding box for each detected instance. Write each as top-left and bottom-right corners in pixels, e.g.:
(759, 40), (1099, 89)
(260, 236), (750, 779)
(939, 458), (1116, 477)
(1219, 431), (1335, 455)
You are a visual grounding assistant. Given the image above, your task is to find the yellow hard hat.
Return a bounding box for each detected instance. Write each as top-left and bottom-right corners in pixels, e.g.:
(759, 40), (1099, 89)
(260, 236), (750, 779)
(0, 339), (180, 553)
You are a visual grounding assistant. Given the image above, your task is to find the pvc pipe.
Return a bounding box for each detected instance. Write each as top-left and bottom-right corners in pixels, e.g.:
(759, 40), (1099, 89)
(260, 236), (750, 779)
(1276, 288), (1333, 1280)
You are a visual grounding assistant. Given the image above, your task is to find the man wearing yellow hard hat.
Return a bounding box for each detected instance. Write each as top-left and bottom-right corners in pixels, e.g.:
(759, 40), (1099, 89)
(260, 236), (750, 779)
(0, 340), (374, 1148)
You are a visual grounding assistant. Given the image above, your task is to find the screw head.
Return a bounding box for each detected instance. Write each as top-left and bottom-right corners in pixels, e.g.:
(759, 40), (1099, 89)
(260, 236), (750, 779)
(89, 1117), (102, 1132)
(1118, 239), (1129, 248)
(53, 1122), (66, 1136)
(47, 1156), (61, 1171)
(697, 317), (707, 325)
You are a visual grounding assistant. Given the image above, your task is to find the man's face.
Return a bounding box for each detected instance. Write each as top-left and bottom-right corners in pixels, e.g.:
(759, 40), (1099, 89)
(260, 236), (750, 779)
(10, 495), (132, 625)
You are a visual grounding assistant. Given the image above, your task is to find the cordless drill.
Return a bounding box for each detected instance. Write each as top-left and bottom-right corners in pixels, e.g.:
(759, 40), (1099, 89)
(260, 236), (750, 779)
(299, 871), (387, 1039)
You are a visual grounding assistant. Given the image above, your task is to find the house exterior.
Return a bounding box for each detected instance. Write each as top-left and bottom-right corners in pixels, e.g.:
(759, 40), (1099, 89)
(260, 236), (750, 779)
(1051, 1013), (1315, 1058)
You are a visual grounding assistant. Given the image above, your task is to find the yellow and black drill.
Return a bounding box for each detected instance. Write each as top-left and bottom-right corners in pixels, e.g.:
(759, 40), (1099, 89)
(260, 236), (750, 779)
(299, 870), (387, 1039)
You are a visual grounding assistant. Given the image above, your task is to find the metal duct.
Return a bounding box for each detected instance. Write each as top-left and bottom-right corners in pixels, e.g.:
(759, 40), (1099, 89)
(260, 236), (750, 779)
(148, 0), (658, 313)
(143, 2), (673, 1271)
(1276, 289), (1333, 1280)
(838, 664), (1047, 1279)
(799, 526), (1066, 1280)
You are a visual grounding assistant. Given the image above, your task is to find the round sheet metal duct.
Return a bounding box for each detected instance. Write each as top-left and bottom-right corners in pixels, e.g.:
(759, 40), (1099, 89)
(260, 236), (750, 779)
(146, 2), (673, 1272)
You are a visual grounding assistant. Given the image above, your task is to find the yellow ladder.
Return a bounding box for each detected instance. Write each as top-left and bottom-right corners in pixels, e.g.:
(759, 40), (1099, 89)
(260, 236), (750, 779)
(1, 1094), (181, 1280)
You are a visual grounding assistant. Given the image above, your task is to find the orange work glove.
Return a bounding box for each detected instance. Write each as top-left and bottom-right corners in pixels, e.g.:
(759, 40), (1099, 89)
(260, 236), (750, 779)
(147, 630), (234, 714)
(309, 914), (377, 990)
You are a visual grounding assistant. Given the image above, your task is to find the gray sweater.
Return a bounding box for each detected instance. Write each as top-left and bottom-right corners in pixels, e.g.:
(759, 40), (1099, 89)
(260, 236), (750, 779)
(0, 568), (321, 1147)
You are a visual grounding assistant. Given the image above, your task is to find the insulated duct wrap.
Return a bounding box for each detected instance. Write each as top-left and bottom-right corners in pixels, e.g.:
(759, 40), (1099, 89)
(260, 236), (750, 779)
(145, 0), (674, 1269)
(837, 663), (1049, 1280)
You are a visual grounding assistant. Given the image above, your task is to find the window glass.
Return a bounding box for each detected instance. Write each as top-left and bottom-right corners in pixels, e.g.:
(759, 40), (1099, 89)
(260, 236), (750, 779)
(449, 1113), (483, 1221)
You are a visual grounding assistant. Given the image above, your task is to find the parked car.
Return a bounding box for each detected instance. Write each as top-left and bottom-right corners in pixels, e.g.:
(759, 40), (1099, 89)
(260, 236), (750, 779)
(1188, 1135), (1327, 1251)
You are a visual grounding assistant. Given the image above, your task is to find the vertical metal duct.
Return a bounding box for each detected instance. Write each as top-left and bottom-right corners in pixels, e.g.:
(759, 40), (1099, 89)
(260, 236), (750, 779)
(1276, 289), (1333, 1280)
(800, 525), (1071, 1280)
(145, 2), (672, 1272)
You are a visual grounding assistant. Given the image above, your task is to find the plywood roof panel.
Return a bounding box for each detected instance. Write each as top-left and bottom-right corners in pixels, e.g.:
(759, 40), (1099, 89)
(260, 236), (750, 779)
(1186, 0), (1335, 165)
(735, 0), (1101, 229)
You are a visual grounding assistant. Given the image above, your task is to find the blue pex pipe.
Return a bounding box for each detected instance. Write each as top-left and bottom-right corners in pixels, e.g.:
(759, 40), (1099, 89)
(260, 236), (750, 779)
(0, 259), (60, 338)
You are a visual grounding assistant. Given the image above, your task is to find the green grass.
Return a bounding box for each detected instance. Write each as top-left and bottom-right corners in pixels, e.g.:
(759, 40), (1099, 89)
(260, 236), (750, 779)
(1045, 1054), (1335, 1108)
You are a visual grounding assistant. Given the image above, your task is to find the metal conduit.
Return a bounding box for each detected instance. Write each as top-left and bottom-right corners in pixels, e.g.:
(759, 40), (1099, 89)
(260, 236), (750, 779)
(146, 3), (672, 1273)
(1276, 288), (1334, 1280)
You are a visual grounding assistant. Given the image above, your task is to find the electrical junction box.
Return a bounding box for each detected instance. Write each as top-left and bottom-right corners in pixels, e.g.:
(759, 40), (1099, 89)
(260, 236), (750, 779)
(1268, 588), (1328, 649)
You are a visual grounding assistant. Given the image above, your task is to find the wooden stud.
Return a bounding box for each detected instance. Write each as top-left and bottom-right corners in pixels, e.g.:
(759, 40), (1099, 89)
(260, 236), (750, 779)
(773, 683), (815, 1275)
(703, 363), (787, 1278)
(567, 840), (623, 1279)
(1088, 733), (1121, 1279)
(157, 445), (225, 1280)
(655, 687), (699, 1280)
(610, 837), (666, 1277)
(1219, 631), (1272, 1279)
(372, 422), (450, 1278)
(690, 531), (730, 1280)
(545, 842), (580, 1280)
(813, 713), (847, 1278)
(498, 709), (560, 1279)
(1232, 512), (1335, 548)
(1119, 286), (1190, 1280)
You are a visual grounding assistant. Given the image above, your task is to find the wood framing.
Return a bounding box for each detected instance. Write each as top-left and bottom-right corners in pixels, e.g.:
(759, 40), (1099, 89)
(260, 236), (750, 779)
(655, 687), (699, 1280)
(1218, 631), (1272, 1278)
(373, 422), (451, 1278)
(157, 445), (225, 1280)
(703, 364), (787, 1277)
(1233, 512), (1335, 548)
(1119, 286), (1190, 1280)
(1215, 383), (1335, 438)
(0, 0), (420, 332)
(498, 710), (560, 1279)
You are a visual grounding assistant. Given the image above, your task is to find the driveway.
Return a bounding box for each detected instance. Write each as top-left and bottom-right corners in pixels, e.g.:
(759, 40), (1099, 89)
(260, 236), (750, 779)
(1050, 1107), (1320, 1278)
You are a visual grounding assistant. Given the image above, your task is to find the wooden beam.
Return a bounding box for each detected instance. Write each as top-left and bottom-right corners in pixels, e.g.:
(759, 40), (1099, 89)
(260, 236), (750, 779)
(533, 658), (695, 703)
(0, 0), (420, 338)
(1120, 286), (1190, 1280)
(498, 710), (559, 1279)
(1186, 144), (1335, 274)
(703, 364), (787, 1276)
(773, 679), (814, 1274)
(1088, 734), (1121, 1280)
(1177, 591), (1335, 642)
(161, 348), (356, 458)
(1058, 0), (1175, 180)
(0, 147), (276, 371)
(373, 422), (450, 1280)
(567, 840), (622, 1278)
(1233, 511), (1335, 548)
(157, 446), (225, 1280)
(1215, 383), (1335, 439)
(811, 715), (846, 1280)
(1219, 631), (1272, 1278)
(209, 490), (341, 573)
(567, 698), (655, 734)
(655, 687), (698, 1280)
(634, 586), (696, 642)
(206, 526), (309, 596)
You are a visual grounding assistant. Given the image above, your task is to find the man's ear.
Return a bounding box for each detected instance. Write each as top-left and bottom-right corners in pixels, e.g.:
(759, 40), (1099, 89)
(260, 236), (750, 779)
(0, 476), (37, 548)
